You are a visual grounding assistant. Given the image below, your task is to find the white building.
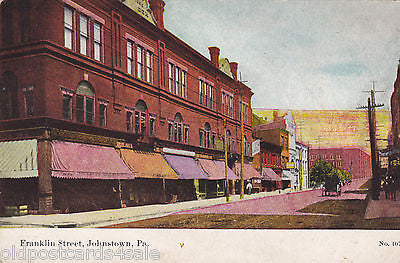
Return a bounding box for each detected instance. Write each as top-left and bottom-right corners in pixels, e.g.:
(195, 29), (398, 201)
(295, 142), (309, 189)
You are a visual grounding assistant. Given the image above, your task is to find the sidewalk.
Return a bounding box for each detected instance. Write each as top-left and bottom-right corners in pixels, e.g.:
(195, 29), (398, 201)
(0, 188), (298, 228)
(364, 191), (400, 219)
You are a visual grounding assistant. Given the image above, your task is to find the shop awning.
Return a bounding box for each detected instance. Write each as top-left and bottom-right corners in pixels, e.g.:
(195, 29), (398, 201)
(51, 141), (134, 179)
(234, 163), (262, 180)
(119, 149), (178, 179)
(163, 154), (208, 179)
(197, 159), (238, 180)
(262, 168), (281, 181)
(0, 140), (38, 178)
(214, 160), (239, 180)
(282, 170), (295, 181)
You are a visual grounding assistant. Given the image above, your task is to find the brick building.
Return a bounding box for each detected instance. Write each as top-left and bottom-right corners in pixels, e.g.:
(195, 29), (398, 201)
(309, 148), (371, 179)
(0, 0), (254, 214)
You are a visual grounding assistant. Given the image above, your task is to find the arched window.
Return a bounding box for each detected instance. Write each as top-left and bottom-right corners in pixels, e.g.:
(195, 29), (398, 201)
(168, 113), (187, 143)
(0, 71), (19, 120)
(76, 81), (95, 124)
(135, 100), (147, 134)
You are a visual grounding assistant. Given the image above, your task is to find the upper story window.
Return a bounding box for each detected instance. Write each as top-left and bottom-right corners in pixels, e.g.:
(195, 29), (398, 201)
(79, 15), (89, 56)
(98, 99), (108, 127)
(76, 81), (94, 125)
(222, 91), (233, 118)
(240, 102), (249, 124)
(64, 7), (74, 50)
(243, 136), (251, 156)
(168, 62), (187, 98)
(168, 113), (188, 143)
(226, 130), (235, 153)
(93, 22), (102, 61)
(134, 100), (147, 135)
(199, 79), (214, 109)
(0, 71), (19, 120)
(199, 122), (216, 149)
(126, 110), (133, 132)
(22, 86), (34, 118)
(126, 38), (153, 84)
(64, 5), (104, 62)
(61, 87), (74, 121)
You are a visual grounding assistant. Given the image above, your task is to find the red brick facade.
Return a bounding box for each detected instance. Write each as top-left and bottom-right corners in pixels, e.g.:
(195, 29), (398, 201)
(0, 0), (253, 153)
(309, 148), (371, 179)
(0, 0), (254, 213)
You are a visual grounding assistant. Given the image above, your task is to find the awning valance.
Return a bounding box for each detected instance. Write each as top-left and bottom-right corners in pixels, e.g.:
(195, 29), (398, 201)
(234, 163), (262, 180)
(0, 140), (38, 178)
(197, 159), (238, 180)
(163, 154), (208, 179)
(119, 149), (178, 179)
(262, 168), (281, 181)
(51, 141), (134, 179)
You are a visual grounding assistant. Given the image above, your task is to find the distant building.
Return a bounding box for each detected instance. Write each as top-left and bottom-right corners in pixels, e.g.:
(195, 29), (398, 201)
(295, 142), (309, 189)
(309, 148), (371, 179)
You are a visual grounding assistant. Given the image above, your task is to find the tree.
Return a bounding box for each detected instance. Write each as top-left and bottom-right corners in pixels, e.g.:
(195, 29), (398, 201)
(309, 160), (335, 186)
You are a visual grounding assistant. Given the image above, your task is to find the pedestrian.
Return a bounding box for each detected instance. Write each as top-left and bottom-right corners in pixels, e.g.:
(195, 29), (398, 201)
(383, 176), (390, 200)
(390, 176), (397, 201)
(246, 181), (252, 195)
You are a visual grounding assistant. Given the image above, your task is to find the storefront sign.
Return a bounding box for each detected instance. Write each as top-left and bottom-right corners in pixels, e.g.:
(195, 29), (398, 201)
(286, 162), (295, 169)
(252, 139), (260, 156)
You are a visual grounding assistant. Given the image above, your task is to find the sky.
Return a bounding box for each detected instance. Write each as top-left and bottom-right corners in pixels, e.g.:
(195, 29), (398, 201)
(163, 0), (400, 110)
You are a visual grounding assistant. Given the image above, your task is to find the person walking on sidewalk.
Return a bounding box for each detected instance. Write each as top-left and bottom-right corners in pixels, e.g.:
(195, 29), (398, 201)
(246, 181), (253, 195)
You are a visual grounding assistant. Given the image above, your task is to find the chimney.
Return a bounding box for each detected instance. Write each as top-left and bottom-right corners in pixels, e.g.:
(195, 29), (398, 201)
(208, 47), (220, 68)
(149, 0), (165, 30)
(229, 62), (238, 80)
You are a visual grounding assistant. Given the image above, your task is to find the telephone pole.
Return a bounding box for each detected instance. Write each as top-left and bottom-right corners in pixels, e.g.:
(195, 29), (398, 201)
(358, 82), (384, 200)
(224, 118), (230, 202)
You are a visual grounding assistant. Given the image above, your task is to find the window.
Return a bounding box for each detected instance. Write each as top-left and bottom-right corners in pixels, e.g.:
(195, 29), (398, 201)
(136, 46), (144, 79)
(146, 50), (153, 83)
(226, 130), (232, 152)
(94, 22), (102, 61)
(184, 125), (189, 144)
(222, 91), (233, 117)
(127, 41), (133, 75)
(241, 102), (249, 123)
(169, 113), (187, 143)
(199, 80), (214, 109)
(23, 86), (34, 117)
(62, 94), (72, 120)
(175, 67), (180, 95)
(182, 71), (187, 98)
(134, 100), (148, 135)
(76, 81), (95, 124)
(200, 123), (212, 148)
(79, 15), (89, 55)
(64, 7), (74, 49)
(168, 63), (174, 93)
(126, 111), (133, 131)
(149, 115), (156, 136)
(168, 62), (186, 98)
(99, 102), (106, 126)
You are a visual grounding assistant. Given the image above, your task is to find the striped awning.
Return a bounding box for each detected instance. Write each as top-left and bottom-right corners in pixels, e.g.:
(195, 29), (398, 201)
(197, 159), (238, 180)
(51, 141), (134, 179)
(0, 140), (38, 178)
(262, 168), (281, 181)
(234, 162), (262, 180)
(119, 149), (178, 179)
(163, 154), (208, 179)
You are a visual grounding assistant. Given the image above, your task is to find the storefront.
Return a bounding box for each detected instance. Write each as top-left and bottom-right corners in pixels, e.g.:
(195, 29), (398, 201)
(234, 163), (263, 193)
(282, 170), (295, 189)
(163, 154), (209, 201)
(197, 159), (238, 198)
(118, 149), (178, 205)
(262, 168), (282, 191)
(0, 140), (39, 215)
(51, 141), (134, 213)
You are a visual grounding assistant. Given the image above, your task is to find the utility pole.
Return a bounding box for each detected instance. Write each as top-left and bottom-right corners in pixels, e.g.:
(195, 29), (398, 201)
(240, 94), (244, 199)
(224, 118), (230, 202)
(358, 82), (384, 200)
